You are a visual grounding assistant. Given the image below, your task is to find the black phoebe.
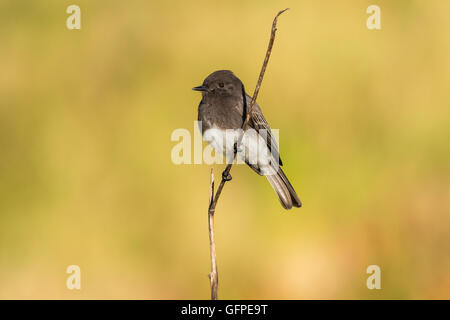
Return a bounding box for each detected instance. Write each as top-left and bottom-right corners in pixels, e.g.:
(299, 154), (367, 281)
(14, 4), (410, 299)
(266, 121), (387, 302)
(193, 70), (302, 210)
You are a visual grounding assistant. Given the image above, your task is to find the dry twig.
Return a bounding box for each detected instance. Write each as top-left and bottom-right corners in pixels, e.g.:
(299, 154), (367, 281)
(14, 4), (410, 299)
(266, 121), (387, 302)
(207, 8), (289, 300)
(208, 169), (218, 300)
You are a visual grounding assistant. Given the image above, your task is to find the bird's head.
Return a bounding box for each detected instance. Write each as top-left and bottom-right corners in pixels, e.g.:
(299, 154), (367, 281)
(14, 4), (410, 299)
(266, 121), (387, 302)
(193, 70), (243, 98)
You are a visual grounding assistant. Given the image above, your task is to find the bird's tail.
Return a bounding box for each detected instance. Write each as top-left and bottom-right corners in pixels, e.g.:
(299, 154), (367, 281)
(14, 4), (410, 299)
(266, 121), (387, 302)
(265, 168), (302, 210)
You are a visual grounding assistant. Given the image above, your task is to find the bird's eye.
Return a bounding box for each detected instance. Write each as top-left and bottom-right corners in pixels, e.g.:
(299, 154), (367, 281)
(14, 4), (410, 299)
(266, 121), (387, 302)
(218, 82), (224, 88)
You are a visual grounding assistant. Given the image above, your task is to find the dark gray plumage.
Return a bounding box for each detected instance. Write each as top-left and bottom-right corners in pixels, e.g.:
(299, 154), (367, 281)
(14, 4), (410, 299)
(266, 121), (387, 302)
(193, 70), (301, 210)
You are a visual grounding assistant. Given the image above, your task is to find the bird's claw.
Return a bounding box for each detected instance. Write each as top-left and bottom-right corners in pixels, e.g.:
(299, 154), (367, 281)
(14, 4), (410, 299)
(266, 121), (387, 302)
(222, 171), (232, 181)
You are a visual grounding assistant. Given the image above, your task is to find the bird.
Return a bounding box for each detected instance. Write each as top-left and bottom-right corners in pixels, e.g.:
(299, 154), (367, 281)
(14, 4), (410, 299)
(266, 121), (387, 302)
(193, 70), (302, 210)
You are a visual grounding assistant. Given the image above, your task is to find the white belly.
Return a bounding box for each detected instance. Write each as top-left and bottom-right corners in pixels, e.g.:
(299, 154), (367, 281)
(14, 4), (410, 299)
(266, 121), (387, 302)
(203, 126), (279, 174)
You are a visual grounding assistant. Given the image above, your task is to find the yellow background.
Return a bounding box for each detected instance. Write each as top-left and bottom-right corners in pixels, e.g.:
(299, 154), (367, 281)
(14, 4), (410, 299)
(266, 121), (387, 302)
(0, 0), (449, 299)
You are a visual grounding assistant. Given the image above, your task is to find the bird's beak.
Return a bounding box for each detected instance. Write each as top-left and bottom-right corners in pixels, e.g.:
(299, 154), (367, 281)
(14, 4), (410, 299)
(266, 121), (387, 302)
(192, 85), (208, 92)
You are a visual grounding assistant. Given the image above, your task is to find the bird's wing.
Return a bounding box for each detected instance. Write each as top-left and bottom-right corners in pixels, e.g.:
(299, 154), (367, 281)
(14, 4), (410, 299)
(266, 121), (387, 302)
(245, 94), (283, 166)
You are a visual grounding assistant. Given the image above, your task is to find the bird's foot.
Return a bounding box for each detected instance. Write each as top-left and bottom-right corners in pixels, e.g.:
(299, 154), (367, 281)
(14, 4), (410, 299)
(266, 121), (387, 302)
(222, 171), (232, 181)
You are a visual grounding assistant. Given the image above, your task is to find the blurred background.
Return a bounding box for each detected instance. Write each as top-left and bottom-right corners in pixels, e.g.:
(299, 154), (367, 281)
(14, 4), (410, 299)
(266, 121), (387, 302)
(0, 0), (449, 299)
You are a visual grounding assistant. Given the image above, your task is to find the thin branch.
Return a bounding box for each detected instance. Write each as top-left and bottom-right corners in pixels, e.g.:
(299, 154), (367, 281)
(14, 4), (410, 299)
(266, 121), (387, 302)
(206, 8), (289, 300)
(208, 169), (218, 300)
(208, 8), (289, 215)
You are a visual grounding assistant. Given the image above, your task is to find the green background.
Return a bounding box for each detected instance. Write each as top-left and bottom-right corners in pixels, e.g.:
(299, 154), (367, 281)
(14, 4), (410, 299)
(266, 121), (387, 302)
(0, 0), (449, 299)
